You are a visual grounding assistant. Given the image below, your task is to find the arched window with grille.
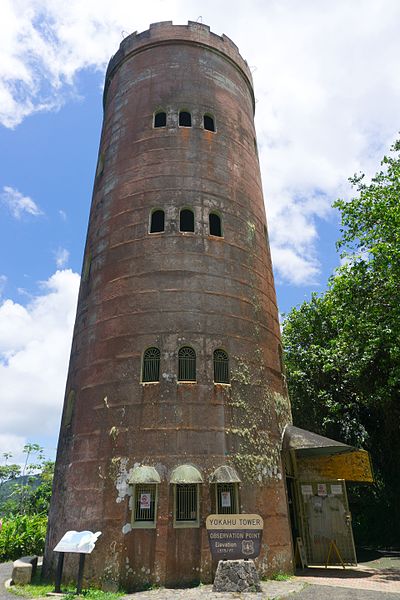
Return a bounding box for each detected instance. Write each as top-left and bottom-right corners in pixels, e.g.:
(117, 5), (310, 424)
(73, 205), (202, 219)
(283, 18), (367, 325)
(180, 209), (194, 232)
(213, 349), (229, 384)
(154, 111), (166, 128)
(209, 213), (222, 237)
(142, 347), (160, 383)
(178, 347), (196, 382)
(179, 111), (192, 127)
(150, 209), (165, 233)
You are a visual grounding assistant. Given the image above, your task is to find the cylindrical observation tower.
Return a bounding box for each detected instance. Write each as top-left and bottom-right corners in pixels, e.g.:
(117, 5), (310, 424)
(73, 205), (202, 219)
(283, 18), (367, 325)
(44, 21), (293, 590)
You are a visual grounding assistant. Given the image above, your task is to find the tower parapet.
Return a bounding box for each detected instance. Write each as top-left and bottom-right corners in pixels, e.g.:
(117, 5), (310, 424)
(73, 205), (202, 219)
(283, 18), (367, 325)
(105, 21), (254, 110)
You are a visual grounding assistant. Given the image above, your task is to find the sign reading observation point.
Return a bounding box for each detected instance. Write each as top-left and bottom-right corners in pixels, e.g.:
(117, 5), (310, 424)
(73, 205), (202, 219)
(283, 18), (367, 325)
(206, 514), (264, 560)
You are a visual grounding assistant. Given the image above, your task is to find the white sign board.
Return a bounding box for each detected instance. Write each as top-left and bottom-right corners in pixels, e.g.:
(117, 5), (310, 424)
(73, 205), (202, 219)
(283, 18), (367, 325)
(54, 530), (102, 554)
(221, 491), (231, 508)
(317, 483), (327, 497)
(301, 485), (313, 496)
(331, 484), (343, 495)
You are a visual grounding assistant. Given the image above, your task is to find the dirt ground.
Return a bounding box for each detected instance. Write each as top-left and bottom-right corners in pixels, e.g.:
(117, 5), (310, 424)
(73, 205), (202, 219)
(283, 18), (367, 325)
(1, 549), (400, 599)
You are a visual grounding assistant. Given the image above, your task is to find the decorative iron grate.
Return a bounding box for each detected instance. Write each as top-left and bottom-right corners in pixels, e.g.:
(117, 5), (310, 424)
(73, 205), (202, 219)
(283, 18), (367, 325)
(178, 347), (196, 381)
(176, 484), (198, 521)
(213, 349), (229, 383)
(142, 347), (160, 382)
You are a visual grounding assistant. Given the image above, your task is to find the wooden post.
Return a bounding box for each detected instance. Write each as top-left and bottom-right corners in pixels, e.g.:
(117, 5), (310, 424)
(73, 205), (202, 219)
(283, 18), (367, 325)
(54, 552), (64, 593)
(325, 539), (345, 569)
(76, 554), (86, 594)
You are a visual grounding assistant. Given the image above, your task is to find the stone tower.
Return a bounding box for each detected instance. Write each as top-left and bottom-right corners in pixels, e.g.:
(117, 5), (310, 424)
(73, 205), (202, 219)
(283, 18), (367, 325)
(44, 21), (293, 590)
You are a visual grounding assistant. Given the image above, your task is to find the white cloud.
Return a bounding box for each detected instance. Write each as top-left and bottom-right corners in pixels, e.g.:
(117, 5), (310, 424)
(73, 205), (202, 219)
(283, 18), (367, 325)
(59, 209), (67, 221)
(54, 247), (70, 268)
(1, 186), (43, 219)
(1, 1), (400, 283)
(271, 245), (319, 287)
(0, 270), (80, 458)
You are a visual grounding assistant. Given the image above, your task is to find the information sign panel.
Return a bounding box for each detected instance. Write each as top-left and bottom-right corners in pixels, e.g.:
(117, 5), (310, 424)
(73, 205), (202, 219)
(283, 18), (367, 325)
(206, 514), (263, 560)
(54, 530), (102, 554)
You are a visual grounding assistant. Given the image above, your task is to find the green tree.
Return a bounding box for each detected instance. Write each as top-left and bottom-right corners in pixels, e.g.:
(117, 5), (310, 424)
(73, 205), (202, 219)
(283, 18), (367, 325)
(282, 140), (400, 547)
(0, 445), (54, 517)
(0, 453), (21, 490)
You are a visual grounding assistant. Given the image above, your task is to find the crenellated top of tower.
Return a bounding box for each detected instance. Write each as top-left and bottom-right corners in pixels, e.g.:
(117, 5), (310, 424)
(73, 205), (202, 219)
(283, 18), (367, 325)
(104, 21), (254, 106)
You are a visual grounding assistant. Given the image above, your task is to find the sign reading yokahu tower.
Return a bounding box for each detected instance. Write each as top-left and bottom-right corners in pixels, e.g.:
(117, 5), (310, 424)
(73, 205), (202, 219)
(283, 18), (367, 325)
(43, 21), (373, 591)
(206, 514), (263, 560)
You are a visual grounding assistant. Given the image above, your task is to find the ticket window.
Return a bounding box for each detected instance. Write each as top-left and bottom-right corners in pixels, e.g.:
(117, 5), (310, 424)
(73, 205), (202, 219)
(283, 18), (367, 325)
(131, 483), (158, 529)
(215, 483), (239, 514)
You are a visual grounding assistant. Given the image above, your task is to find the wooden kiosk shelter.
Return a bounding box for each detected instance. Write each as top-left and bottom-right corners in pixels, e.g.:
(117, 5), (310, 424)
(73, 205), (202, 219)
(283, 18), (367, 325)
(282, 425), (373, 567)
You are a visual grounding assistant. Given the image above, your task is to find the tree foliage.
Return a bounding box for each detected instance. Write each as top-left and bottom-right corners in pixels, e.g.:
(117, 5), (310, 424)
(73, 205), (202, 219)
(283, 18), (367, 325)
(0, 444), (54, 516)
(0, 445), (54, 561)
(282, 140), (400, 546)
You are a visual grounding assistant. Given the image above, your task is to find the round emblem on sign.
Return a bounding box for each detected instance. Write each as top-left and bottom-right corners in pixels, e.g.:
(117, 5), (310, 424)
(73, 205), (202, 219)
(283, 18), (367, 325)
(241, 540), (254, 555)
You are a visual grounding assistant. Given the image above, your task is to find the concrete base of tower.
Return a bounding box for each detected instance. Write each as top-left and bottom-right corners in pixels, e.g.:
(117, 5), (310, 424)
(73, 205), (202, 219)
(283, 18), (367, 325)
(43, 479), (294, 592)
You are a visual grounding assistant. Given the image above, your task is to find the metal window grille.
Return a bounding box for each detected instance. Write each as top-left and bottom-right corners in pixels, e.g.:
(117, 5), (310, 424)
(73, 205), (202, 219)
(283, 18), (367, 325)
(154, 112), (166, 127)
(178, 347), (196, 381)
(142, 347), (160, 382)
(213, 349), (229, 383)
(179, 111), (191, 127)
(134, 484), (156, 522)
(179, 209), (194, 232)
(150, 210), (165, 233)
(209, 213), (222, 237)
(216, 483), (237, 514)
(176, 484), (198, 521)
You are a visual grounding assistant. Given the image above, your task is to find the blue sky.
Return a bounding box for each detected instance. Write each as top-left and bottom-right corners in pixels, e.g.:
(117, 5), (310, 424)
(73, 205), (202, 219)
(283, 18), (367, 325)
(1, 0), (400, 463)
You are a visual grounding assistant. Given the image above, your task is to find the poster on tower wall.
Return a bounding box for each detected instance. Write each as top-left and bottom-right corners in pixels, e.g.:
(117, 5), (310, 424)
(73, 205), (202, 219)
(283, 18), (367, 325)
(221, 491), (231, 507)
(140, 494), (151, 509)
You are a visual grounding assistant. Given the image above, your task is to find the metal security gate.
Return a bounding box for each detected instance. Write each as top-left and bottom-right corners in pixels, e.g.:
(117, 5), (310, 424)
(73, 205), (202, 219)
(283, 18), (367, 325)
(297, 480), (357, 565)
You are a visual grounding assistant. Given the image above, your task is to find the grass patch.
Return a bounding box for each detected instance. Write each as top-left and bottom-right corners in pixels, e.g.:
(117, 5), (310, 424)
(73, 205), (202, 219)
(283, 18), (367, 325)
(266, 571), (292, 581)
(9, 569), (123, 600)
(78, 590), (124, 600)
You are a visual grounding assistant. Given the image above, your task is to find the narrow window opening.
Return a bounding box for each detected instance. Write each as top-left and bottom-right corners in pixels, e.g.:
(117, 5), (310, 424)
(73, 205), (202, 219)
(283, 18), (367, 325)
(154, 112), (166, 128)
(216, 482), (238, 514)
(82, 253), (92, 282)
(178, 347), (196, 382)
(263, 225), (269, 246)
(254, 137), (259, 158)
(142, 347), (160, 383)
(133, 484), (157, 525)
(180, 209), (194, 233)
(213, 349), (229, 384)
(64, 390), (76, 427)
(96, 153), (104, 177)
(203, 114), (215, 132)
(175, 484), (198, 522)
(209, 213), (222, 237)
(179, 111), (191, 127)
(150, 210), (165, 233)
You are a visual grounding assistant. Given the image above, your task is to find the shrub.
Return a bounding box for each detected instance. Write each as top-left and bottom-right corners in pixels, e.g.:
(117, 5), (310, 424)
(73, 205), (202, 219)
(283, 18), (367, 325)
(0, 514), (47, 561)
